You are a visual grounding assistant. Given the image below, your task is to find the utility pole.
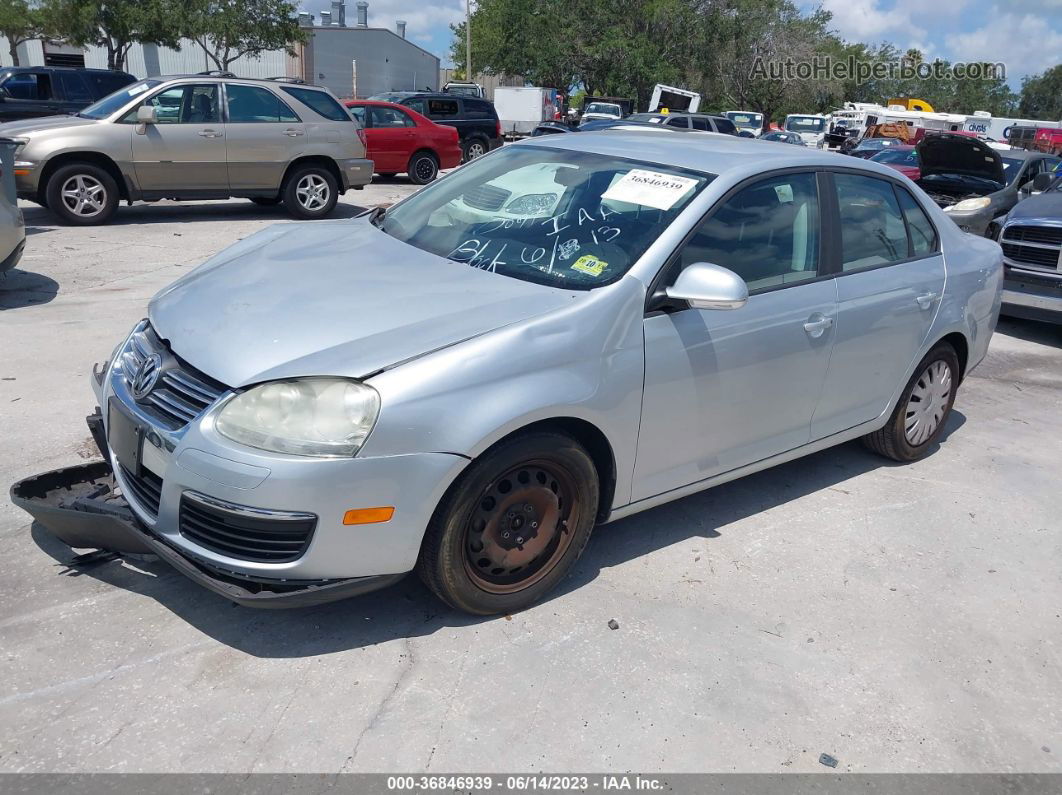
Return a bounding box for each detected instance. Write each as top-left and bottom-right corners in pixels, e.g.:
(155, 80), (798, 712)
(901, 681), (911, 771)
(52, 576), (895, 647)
(465, 0), (472, 82)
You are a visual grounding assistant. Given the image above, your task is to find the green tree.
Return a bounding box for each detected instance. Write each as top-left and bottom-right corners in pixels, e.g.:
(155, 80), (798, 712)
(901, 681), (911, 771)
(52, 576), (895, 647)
(41, 0), (181, 71)
(1019, 65), (1062, 120)
(0, 0), (43, 66)
(183, 0), (304, 73)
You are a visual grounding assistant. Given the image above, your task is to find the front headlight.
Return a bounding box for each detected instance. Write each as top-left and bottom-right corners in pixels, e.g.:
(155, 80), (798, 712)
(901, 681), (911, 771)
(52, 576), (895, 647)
(946, 197), (991, 212)
(216, 378), (380, 457)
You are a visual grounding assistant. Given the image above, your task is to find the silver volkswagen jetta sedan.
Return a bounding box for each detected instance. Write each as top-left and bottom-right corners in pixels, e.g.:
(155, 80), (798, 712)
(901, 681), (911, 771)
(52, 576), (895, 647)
(15, 131), (1003, 615)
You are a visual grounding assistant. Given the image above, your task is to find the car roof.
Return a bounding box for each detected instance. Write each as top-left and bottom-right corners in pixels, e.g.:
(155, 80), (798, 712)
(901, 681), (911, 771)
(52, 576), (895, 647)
(1, 66), (134, 75)
(517, 128), (908, 178)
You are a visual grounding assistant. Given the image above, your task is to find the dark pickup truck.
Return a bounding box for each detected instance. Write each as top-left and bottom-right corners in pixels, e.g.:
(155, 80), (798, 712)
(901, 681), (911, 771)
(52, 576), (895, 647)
(0, 67), (136, 122)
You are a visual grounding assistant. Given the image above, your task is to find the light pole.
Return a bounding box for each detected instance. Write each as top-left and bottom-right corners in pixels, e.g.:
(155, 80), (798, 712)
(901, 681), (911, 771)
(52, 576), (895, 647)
(465, 0), (472, 82)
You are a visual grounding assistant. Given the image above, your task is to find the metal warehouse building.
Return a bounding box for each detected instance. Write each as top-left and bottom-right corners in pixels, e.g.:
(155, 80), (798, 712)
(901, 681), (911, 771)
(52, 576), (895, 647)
(0, 1), (439, 100)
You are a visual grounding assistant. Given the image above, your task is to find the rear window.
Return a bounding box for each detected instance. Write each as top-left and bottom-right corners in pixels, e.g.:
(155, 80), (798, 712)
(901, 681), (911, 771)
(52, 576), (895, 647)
(713, 118), (736, 135)
(425, 98), (460, 118)
(463, 98), (495, 120)
(280, 86), (350, 121)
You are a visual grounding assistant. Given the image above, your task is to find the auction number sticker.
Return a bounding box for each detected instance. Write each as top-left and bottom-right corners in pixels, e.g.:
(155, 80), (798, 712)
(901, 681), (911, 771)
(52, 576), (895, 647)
(602, 169), (699, 210)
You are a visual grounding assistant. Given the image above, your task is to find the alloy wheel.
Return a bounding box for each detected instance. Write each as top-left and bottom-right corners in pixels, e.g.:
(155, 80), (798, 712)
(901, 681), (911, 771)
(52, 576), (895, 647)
(60, 175), (107, 219)
(904, 359), (953, 445)
(466, 141), (486, 159)
(463, 460), (580, 594)
(295, 174), (330, 212)
(413, 156), (437, 181)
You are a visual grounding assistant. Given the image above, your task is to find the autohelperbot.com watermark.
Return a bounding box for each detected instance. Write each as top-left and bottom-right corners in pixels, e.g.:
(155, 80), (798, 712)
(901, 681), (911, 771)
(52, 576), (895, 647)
(751, 55), (1007, 83)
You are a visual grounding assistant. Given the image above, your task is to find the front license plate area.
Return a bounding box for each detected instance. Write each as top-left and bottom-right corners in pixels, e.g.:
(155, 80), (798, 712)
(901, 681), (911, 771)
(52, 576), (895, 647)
(107, 399), (141, 473)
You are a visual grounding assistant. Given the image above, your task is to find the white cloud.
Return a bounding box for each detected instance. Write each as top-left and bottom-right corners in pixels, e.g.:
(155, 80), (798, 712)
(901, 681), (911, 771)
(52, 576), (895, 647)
(819, 0), (925, 41)
(943, 7), (1062, 83)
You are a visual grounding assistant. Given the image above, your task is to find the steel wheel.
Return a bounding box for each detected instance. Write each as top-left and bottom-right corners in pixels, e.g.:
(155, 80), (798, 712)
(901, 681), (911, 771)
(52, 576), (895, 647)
(463, 460), (581, 594)
(60, 174), (107, 219)
(295, 173), (330, 212)
(904, 359), (953, 445)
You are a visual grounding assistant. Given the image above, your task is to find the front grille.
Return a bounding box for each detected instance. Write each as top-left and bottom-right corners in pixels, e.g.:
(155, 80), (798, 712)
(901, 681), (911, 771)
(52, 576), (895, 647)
(462, 183), (511, 211)
(1002, 242), (1060, 269)
(179, 494), (316, 563)
(1003, 225), (1062, 246)
(123, 326), (227, 429)
(119, 463), (162, 518)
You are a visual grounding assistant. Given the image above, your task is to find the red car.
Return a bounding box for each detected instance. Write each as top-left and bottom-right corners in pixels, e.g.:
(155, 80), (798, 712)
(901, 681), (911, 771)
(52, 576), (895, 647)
(869, 145), (921, 180)
(345, 99), (462, 184)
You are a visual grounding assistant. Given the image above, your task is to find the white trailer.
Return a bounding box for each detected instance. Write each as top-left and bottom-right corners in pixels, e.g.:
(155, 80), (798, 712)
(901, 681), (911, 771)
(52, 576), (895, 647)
(494, 86), (560, 137)
(647, 84), (701, 113)
(963, 110), (1062, 142)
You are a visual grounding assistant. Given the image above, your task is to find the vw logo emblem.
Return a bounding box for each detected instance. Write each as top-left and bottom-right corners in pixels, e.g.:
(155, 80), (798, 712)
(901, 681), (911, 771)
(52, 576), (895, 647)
(131, 353), (162, 399)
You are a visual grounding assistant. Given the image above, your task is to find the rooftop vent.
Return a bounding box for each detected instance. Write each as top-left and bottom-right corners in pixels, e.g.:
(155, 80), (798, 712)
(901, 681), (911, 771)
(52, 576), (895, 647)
(396, 20), (406, 37)
(331, 0), (345, 25)
(356, 1), (368, 26)
(320, 9), (331, 24)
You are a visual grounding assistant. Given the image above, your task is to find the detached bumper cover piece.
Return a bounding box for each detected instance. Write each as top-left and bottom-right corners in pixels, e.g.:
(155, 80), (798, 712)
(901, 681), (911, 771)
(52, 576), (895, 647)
(10, 461), (404, 608)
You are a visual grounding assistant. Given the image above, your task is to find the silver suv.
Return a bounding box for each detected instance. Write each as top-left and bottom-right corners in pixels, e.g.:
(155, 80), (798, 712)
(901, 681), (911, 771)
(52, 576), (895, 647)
(0, 75), (373, 225)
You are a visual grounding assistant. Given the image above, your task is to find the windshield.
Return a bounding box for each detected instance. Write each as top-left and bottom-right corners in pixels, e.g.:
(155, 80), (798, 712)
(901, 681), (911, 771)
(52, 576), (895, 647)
(585, 103), (621, 116)
(871, 149), (917, 165)
(1001, 157), (1023, 183)
(78, 79), (162, 119)
(726, 112), (763, 129)
(785, 116), (825, 132)
(446, 85), (480, 97)
(379, 145), (712, 289)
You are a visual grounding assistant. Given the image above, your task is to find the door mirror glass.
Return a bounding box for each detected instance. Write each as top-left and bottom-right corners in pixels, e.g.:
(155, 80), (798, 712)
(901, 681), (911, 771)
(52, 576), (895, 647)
(1032, 172), (1054, 192)
(665, 262), (749, 310)
(137, 105), (158, 124)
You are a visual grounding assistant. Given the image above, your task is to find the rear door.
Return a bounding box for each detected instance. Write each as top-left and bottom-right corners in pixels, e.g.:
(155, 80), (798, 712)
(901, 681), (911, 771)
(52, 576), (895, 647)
(366, 105), (416, 172)
(0, 72), (61, 120)
(53, 70), (94, 113)
(129, 83), (228, 192)
(223, 83), (304, 190)
(810, 172), (946, 439)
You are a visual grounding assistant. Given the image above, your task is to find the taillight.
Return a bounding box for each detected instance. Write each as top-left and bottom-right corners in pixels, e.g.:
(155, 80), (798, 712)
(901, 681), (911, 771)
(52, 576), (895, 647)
(495, 119), (502, 139)
(356, 127), (367, 147)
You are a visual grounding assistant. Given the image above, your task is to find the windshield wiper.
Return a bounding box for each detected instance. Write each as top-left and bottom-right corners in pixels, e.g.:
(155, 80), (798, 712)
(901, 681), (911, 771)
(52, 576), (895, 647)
(365, 206), (386, 228)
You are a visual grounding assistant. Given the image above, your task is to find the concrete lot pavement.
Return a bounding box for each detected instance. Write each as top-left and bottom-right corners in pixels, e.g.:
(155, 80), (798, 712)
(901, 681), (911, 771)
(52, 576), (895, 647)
(1, 188), (1060, 774)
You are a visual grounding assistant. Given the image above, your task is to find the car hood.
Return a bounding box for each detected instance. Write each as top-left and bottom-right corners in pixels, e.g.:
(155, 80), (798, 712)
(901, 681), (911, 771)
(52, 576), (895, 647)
(0, 114), (97, 136)
(1005, 190), (1062, 223)
(917, 134), (1005, 184)
(149, 220), (581, 387)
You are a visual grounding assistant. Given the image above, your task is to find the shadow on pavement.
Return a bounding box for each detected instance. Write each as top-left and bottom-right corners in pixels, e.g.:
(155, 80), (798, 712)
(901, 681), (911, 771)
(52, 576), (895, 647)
(996, 316), (1061, 348)
(29, 412), (967, 658)
(0, 268), (59, 309)
(19, 200), (368, 228)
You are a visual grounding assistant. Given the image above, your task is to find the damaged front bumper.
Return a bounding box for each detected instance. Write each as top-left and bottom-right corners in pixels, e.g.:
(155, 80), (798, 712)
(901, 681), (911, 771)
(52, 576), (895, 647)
(10, 430), (405, 608)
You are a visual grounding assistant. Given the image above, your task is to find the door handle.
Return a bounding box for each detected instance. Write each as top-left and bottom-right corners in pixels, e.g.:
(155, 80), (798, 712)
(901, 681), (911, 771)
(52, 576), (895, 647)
(282, 128), (304, 137)
(915, 292), (940, 310)
(198, 129), (223, 138)
(803, 315), (834, 337)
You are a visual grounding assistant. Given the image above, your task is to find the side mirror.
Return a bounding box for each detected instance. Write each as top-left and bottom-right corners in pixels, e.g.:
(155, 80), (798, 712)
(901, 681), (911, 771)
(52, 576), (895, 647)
(665, 262), (749, 310)
(1032, 172), (1055, 192)
(137, 105), (158, 124)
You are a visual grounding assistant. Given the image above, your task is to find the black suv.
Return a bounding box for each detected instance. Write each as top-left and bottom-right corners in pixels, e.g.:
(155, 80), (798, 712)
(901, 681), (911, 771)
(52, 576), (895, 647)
(626, 112), (738, 134)
(0, 67), (136, 122)
(369, 91), (503, 161)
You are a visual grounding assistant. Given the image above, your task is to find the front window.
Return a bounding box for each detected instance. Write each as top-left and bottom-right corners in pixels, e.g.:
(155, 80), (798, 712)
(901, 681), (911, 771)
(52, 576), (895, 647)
(585, 103), (621, 117)
(379, 145), (712, 289)
(123, 84), (218, 124)
(79, 79), (162, 119)
(1001, 157), (1022, 183)
(785, 116), (825, 133)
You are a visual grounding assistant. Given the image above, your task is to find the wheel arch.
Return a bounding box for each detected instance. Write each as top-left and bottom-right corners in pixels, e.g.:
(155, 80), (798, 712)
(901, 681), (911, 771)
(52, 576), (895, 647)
(281, 155), (344, 193)
(38, 152), (130, 203)
(937, 330), (969, 381)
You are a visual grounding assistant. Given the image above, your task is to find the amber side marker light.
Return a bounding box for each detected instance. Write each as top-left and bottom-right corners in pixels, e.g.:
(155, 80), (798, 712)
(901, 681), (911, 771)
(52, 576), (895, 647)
(13, 169), (30, 177)
(343, 507), (395, 525)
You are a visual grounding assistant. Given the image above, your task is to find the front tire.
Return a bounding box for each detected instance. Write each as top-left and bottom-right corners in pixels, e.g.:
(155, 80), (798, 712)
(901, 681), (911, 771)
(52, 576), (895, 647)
(863, 342), (960, 462)
(281, 164), (338, 219)
(416, 431), (599, 615)
(45, 163), (118, 225)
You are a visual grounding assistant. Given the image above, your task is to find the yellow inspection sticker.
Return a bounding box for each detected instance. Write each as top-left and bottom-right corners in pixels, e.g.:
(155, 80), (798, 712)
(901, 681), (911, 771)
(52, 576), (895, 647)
(571, 255), (608, 276)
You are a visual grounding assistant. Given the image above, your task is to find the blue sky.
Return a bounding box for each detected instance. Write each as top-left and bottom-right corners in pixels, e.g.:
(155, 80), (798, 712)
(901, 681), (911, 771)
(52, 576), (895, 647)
(307, 0), (1060, 89)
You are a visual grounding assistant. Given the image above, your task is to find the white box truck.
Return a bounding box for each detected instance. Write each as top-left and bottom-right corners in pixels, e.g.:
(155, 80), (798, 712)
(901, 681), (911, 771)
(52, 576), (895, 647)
(494, 87), (560, 137)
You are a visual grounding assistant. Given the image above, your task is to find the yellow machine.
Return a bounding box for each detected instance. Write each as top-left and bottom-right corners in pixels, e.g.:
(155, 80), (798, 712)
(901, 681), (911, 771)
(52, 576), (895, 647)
(886, 98), (935, 112)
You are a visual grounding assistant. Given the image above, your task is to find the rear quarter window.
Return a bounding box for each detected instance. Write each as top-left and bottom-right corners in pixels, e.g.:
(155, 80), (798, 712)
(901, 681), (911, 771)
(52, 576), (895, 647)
(280, 86), (351, 121)
(463, 99), (496, 120)
(713, 118), (736, 135)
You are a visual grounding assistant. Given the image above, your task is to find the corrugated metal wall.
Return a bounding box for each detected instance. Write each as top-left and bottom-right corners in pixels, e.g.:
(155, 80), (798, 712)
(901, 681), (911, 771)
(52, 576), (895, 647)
(307, 27), (439, 99)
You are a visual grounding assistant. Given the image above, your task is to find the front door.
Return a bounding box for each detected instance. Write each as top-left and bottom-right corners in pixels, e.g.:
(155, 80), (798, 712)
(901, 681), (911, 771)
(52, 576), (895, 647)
(223, 83), (304, 190)
(0, 72), (61, 120)
(366, 105), (417, 173)
(129, 83), (227, 192)
(634, 171), (838, 501)
(811, 173), (946, 438)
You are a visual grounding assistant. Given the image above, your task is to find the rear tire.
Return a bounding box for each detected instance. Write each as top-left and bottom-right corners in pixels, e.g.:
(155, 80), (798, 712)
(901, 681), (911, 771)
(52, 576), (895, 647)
(281, 164), (339, 219)
(462, 136), (489, 163)
(416, 431), (599, 615)
(407, 151), (439, 185)
(45, 163), (118, 225)
(863, 342), (960, 462)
